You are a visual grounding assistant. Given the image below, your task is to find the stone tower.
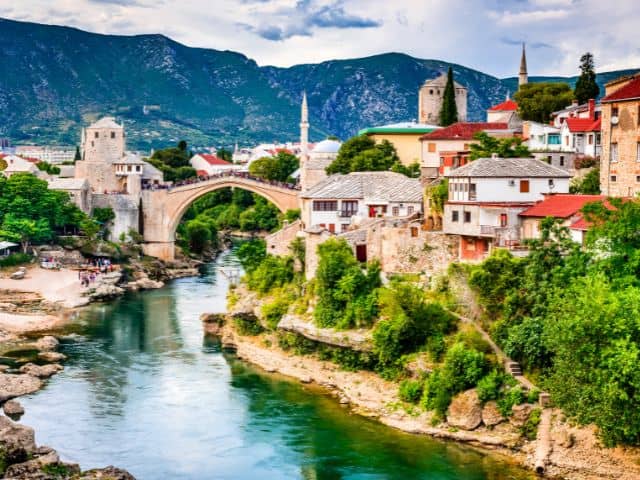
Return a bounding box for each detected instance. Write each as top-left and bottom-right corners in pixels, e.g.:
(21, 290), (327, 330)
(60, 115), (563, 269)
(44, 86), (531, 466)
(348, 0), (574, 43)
(519, 43), (528, 88)
(418, 73), (467, 124)
(76, 117), (125, 193)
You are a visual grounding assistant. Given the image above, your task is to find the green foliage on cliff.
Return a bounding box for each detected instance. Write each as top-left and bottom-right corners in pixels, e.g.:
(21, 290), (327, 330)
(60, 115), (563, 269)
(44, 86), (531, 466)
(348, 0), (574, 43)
(468, 202), (640, 446)
(314, 238), (381, 329)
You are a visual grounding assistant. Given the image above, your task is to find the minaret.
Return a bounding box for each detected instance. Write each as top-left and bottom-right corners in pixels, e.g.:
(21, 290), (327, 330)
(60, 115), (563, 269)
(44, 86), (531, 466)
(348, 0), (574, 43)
(519, 43), (528, 88)
(299, 91), (310, 193)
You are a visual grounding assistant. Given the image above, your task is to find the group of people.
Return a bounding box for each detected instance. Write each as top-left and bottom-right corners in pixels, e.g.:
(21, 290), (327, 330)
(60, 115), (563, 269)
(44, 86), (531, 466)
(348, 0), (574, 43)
(141, 170), (301, 191)
(78, 258), (114, 287)
(79, 270), (97, 288)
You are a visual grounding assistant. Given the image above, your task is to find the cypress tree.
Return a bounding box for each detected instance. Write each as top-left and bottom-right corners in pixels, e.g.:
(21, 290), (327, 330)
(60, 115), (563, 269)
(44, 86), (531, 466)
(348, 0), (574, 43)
(74, 145), (81, 162)
(574, 52), (600, 105)
(439, 67), (458, 126)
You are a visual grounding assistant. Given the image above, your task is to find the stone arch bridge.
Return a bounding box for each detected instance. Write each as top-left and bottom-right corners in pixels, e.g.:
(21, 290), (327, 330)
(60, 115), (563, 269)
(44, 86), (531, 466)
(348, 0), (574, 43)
(141, 174), (300, 260)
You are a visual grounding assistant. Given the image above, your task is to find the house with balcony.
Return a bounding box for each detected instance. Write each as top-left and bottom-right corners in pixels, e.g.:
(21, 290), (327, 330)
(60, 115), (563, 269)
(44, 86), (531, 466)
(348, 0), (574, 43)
(559, 99), (601, 160)
(443, 156), (571, 260)
(300, 171), (423, 233)
(522, 121), (574, 170)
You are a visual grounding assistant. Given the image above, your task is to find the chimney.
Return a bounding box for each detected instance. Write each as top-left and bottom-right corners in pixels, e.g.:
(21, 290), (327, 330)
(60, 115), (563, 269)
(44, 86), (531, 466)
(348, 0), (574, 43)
(571, 99), (579, 107)
(588, 99), (595, 121)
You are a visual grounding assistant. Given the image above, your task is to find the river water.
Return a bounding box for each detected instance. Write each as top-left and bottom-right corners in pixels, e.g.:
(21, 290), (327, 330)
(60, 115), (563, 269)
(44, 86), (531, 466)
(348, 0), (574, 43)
(19, 249), (532, 479)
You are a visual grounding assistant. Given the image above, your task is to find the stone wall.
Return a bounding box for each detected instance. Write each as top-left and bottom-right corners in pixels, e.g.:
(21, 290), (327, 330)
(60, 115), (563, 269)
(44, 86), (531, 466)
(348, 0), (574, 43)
(265, 220), (303, 256)
(92, 194), (140, 241)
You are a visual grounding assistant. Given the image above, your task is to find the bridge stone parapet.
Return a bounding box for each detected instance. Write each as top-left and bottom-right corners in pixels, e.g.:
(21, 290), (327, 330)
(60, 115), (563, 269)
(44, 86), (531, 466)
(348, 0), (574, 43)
(141, 175), (300, 261)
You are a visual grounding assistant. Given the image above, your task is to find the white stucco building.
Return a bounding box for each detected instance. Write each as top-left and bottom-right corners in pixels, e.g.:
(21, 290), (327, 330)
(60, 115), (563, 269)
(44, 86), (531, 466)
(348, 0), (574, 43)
(443, 156), (571, 260)
(300, 171), (423, 233)
(190, 154), (239, 176)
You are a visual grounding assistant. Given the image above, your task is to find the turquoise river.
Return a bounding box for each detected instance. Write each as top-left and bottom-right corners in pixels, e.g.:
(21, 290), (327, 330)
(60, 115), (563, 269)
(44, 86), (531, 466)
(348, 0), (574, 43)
(18, 249), (533, 479)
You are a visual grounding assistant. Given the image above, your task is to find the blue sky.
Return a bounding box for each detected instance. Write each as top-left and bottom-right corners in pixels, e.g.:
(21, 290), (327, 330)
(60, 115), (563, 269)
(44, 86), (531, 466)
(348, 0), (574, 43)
(1, 0), (638, 77)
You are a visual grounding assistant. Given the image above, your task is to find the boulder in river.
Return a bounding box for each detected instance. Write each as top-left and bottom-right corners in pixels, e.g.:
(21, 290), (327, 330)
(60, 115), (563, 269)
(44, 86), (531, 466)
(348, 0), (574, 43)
(201, 313), (225, 335)
(35, 336), (59, 352)
(447, 389), (483, 431)
(4, 399), (25, 417)
(0, 373), (42, 402)
(77, 466), (137, 479)
(37, 351), (67, 363)
(19, 363), (63, 378)
(89, 284), (125, 301)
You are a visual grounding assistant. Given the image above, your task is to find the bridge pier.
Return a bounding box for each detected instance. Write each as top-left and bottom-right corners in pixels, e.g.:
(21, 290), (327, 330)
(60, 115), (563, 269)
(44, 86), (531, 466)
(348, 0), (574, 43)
(142, 241), (176, 261)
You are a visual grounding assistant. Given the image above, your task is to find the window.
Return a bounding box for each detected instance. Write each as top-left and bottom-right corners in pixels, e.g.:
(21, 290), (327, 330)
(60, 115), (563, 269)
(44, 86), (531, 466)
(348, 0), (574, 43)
(111, 131), (116, 139)
(313, 200), (337, 211)
(469, 183), (476, 201)
(429, 89), (433, 95)
(341, 224), (349, 232)
(548, 134), (560, 145)
(637, 143), (640, 162)
(500, 213), (508, 227)
(407, 206), (414, 215)
(411, 227), (419, 237)
(428, 143), (436, 153)
(547, 155), (552, 164)
(463, 211), (471, 223)
(136, 165), (141, 172)
(91, 141), (94, 147)
(328, 224), (335, 233)
(612, 106), (619, 117)
(548, 179), (555, 188)
(341, 200), (358, 216)
(127, 165), (132, 172)
(559, 156), (565, 167)
(451, 210), (459, 222)
(94, 132), (99, 139)
(392, 206), (400, 216)
(588, 134), (593, 145)
(519, 180), (530, 193)
(611, 143), (618, 163)
(611, 175), (617, 182)
(636, 176), (640, 183)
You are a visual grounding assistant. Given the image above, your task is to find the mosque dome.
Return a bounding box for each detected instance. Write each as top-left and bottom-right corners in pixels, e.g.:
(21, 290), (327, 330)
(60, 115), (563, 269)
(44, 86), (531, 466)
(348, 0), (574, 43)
(311, 139), (341, 154)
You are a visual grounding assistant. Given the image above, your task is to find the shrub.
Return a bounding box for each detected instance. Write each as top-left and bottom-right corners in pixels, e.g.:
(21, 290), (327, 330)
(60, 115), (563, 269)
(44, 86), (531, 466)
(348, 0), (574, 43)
(477, 369), (508, 403)
(399, 379), (424, 404)
(246, 255), (294, 294)
(277, 332), (317, 355)
(522, 408), (542, 440)
(233, 314), (264, 336)
(261, 290), (294, 330)
(0, 253), (32, 267)
(497, 385), (526, 416)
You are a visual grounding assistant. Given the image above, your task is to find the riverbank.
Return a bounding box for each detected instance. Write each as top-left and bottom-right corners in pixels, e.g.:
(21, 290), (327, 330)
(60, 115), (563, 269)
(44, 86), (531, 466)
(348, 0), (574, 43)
(213, 294), (640, 480)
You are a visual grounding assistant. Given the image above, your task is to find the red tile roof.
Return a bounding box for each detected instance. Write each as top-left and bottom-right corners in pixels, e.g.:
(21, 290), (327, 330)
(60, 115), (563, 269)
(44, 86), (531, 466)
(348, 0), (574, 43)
(196, 170), (209, 177)
(199, 154), (232, 166)
(565, 117), (601, 133)
(488, 99), (518, 111)
(602, 75), (640, 102)
(420, 122), (509, 141)
(569, 216), (590, 231)
(519, 194), (605, 218)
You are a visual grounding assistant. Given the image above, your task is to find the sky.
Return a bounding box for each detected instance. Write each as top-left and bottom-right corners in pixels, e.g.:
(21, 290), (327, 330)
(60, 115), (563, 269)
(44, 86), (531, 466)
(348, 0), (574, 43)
(0, 0), (639, 78)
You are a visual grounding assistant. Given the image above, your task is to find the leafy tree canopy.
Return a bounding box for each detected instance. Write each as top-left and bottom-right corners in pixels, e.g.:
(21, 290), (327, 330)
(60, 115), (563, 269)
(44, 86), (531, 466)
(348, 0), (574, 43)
(249, 151), (299, 182)
(148, 141), (196, 182)
(469, 132), (531, 160)
(514, 82), (574, 123)
(570, 167), (600, 195)
(326, 136), (416, 177)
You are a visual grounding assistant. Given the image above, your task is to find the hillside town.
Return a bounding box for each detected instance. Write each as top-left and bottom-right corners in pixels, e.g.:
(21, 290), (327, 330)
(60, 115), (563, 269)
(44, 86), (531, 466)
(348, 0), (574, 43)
(1, 31), (640, 479)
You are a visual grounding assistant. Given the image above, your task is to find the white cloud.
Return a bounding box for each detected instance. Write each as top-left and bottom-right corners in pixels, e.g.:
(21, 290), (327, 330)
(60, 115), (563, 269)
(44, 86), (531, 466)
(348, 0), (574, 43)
(490, 9), (570, 25)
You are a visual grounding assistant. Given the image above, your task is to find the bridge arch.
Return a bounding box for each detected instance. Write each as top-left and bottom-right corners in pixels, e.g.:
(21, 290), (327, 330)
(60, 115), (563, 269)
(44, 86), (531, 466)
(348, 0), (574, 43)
(141, 175), (300, 261)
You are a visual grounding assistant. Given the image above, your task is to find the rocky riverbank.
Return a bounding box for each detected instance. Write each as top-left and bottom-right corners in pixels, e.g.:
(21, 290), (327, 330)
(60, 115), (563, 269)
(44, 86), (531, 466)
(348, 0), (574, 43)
(0, 334), (136, 479)
(208, 286), (640, 480)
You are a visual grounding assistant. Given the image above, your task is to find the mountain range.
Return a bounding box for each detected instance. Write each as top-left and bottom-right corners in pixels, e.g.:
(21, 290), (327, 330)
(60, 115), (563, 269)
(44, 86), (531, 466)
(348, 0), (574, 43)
(0, 17), (637, 151)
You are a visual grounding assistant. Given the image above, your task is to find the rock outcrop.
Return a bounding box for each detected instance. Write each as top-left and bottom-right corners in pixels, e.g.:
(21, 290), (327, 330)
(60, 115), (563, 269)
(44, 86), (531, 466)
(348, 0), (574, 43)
(481, 401), (505, 427)
(37, 351), (67, 363)
(446, 389), (483, 431)
(19, 363), (64, 378)
(4, 399), (25, 417)
(34, 336), (59, 352)
(0, 374), (42, 402)
(201, 313), (225, 336)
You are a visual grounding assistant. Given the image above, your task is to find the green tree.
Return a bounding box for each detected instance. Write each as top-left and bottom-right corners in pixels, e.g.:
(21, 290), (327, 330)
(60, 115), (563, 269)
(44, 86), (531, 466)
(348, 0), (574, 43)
(148, 142), (196, 182)
(427, 179), (448, 215)
(574, 52), (600, 105)
(217, 148), (232, 162)
(0, 214), (51, 253)
(249, 151), (299, 182)
(184, 218), (216, 254)
(439, 67), (458, 126)
(92, 207), (116, 225)
(326, 136), (409, 176)
(514, 82), (575, 123)
(469, 132), (531, 160)
(570, 168), (600, 194)
(74, 146), (81, 161)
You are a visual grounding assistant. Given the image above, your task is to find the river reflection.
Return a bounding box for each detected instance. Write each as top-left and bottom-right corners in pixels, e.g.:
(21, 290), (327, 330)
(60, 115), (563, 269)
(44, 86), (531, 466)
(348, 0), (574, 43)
(18, 250), (533, 479)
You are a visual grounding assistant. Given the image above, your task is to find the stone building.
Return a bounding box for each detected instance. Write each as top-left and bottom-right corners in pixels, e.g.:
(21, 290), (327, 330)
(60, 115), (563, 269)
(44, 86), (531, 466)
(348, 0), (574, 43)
(599, 72), (640, 197)
(418, 73), (468, 125)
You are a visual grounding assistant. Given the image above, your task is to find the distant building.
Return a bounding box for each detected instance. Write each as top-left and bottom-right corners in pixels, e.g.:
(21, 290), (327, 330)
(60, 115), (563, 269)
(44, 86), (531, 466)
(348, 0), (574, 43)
(419, 122), (514, 179)
(190, 154), (239, 176)
(14, 145), (76, 164)
(300, 171), (423, 233)
(523, 121), (573, 170)
(443, 156), (570, 260)
(358, 122), (439, 166)
(599, 72), (640, 197)
(1, 154), (40, 177)
(48, 178), (91, 213)
(486, 98), (521, 126)
(551, 99), (602, 129)
(418, 73), (468, 124)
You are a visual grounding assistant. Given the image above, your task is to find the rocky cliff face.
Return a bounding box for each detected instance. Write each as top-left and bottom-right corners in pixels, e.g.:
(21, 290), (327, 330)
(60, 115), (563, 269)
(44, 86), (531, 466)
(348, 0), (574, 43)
(0, 18), (635, 150)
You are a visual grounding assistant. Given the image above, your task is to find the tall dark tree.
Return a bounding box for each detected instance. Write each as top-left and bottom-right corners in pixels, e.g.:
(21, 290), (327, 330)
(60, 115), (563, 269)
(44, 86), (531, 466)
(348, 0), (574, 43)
(74, 145), (81, 162)
(574, 53), (600, 105)
(439, 67), (458, 127)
